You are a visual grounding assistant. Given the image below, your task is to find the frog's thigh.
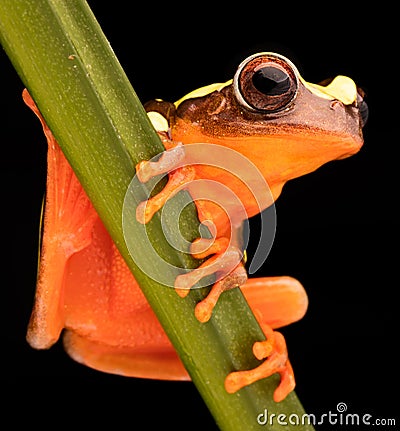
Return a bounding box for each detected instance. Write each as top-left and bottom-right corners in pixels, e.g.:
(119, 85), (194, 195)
(63, 331), (189, 381)
(240, 276), (308, 329)
(63, 241), (190, 381)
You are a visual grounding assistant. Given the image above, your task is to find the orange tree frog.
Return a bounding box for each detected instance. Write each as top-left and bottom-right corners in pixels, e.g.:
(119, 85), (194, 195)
(23, 52), (367, 402)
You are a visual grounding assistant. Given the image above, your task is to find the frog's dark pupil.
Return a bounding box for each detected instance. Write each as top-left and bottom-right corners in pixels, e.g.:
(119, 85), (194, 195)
(252, 67), (290, 96)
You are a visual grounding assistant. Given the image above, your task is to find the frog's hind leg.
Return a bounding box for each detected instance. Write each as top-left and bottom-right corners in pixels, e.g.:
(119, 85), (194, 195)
(63, 329), (190, 381)
(225, 276), (308, 402)
(241, 276), (308, 329)
(23, 89), (98, 349)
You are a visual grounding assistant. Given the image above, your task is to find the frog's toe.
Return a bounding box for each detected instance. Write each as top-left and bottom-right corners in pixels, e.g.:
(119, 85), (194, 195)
(194, 265), (247, 323)
(224, 324), (295, 402)
(134, 138), (194, 225)
(135, 140), (185, 183)
(274, 359), (295, 403)
(174, 244), (245, 321)
(136, 165), (195, 224)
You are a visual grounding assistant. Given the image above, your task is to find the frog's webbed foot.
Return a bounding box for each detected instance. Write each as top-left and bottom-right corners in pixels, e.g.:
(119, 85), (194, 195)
(225, 322), (295, 402)
(135, 140), (246, 322)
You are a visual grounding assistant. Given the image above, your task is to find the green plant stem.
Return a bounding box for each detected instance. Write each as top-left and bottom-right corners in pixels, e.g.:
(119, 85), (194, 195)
(0, 1), (314, 429)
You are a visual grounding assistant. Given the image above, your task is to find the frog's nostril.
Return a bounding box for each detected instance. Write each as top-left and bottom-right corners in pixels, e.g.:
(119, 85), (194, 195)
(357, 89), (369, 128)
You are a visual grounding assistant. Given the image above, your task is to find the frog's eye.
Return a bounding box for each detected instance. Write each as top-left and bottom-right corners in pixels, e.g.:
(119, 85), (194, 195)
(233, 52), (299, 114)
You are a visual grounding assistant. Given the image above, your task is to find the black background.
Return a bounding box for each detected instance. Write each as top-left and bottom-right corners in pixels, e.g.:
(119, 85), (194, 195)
(2, 2), (397, 430)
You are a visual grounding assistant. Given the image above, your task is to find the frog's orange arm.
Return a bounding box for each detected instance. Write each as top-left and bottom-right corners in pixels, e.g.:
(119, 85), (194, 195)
(24, 89), (307, 390)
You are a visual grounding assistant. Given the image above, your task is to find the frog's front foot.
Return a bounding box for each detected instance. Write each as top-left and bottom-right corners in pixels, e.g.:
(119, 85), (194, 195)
(135, 141), (246, 323)
(135, 139), (195, 224)
(176, 246), (247, 322)
(225, 322), (295, 402)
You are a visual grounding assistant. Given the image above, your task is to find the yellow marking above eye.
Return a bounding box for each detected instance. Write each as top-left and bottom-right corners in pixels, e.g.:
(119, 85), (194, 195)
(174, 81), (232, 107)
(303, 75), (358, 105)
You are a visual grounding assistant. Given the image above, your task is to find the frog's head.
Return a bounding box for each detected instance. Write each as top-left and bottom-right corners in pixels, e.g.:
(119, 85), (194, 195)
(164, 52), (367, 200)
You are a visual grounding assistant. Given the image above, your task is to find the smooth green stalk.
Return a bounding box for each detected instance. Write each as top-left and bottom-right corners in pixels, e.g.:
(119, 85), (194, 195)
(0, 1), (314, 429)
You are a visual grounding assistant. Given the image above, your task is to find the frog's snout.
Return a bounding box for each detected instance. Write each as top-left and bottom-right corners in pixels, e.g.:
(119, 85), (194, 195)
(357, 88), (369, 128)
